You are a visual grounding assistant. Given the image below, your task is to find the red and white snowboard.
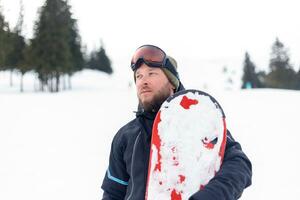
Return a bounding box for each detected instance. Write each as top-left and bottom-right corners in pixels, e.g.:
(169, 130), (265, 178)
(145, 90), (227, 200)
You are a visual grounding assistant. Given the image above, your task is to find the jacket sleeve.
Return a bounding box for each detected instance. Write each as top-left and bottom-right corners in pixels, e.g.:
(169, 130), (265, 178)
(101, 131), (129, 200)
(189, 130), (252, 200)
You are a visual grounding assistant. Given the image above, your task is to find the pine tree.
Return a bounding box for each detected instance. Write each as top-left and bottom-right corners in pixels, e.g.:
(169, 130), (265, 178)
(0, 5), (4, 67)
(241, 52), (261, 89)
(30, 0), (83, 92)
(0, 3), (11, 70)
(67, 14), (84, 74)
(5, 0), (28, 90)
(87, 43), (113, 75)
(59, 0), (84, 90)
(265, 38), (297, 89)
(296, 68), (300, 90)
(269, 38), (290, 71)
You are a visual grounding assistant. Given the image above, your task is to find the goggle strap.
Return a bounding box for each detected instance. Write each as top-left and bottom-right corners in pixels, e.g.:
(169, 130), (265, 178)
(165, 58), (179, 80)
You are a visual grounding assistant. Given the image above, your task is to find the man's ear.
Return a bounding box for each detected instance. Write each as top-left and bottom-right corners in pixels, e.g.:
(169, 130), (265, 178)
(170, 85), (176, 94)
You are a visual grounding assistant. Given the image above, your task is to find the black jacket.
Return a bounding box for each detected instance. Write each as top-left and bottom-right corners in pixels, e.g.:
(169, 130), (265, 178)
(101, 90), (252, 200)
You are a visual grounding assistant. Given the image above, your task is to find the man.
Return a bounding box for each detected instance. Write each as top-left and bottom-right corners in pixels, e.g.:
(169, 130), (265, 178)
(101, 45), (252, 200)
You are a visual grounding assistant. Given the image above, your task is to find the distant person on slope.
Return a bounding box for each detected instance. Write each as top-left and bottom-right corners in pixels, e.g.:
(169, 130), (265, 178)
(101, 44), (252, 199)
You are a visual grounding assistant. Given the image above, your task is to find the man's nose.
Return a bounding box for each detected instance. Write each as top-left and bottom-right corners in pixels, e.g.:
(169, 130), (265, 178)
(138, 75), (149, 85)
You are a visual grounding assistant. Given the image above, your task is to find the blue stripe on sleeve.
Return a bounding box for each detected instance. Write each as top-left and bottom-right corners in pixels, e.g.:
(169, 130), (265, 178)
(107, 169), (129, 186)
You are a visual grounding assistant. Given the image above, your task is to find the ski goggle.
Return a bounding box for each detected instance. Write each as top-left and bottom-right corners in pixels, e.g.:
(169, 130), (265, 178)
(130, 45), (179, 79)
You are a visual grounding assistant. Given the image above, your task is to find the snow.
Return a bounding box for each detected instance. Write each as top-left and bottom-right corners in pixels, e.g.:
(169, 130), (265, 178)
(1, 69), (300, 200)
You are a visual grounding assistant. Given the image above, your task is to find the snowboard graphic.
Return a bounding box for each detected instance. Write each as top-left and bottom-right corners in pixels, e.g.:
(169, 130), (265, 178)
(145, 90), (227, 200)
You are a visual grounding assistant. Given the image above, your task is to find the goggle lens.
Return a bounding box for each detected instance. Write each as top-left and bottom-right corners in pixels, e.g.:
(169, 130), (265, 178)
(131, 45), (166, 70)
(130, 45), (180, 81)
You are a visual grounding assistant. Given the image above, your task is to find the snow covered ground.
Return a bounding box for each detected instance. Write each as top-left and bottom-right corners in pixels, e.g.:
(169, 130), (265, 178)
(0, 70), (299, 200)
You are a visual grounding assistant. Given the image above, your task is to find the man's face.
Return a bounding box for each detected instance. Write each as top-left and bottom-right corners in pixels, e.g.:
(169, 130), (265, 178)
(135, 63), (175, 112)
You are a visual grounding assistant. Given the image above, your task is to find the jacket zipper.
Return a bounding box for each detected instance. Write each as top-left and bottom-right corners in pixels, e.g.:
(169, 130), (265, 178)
(126, 131), (142, 200)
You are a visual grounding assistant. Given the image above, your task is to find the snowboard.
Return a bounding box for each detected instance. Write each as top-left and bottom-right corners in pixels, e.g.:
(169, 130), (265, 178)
(145, 90), (227, 200)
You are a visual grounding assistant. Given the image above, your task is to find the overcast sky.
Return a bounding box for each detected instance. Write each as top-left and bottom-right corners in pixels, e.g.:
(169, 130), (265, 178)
(1, 0), (300, 84)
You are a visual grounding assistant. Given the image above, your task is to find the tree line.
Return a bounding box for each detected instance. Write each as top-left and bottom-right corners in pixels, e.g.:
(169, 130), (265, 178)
(242, 38), (300, 90)
(2, 1), (299, 92)
(0, 0), (112, 92)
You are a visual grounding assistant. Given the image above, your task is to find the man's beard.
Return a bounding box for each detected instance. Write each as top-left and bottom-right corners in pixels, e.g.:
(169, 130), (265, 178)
(139, 87), (172, 112)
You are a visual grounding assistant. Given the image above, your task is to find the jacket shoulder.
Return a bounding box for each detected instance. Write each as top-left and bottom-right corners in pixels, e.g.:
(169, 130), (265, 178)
(117, 118), (141, 136)
(112, 118), (141, 146)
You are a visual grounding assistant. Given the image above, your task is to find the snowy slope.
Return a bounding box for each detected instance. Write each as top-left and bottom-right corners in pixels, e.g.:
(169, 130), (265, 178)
(0, 70), (300, 200)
